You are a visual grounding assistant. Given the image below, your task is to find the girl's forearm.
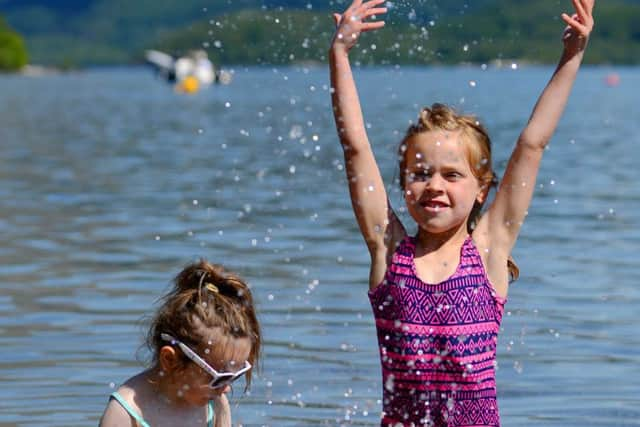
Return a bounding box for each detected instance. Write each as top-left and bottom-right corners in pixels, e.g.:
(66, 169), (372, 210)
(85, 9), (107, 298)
(329, 47), (370, 154)
(519, 49), (585, 149)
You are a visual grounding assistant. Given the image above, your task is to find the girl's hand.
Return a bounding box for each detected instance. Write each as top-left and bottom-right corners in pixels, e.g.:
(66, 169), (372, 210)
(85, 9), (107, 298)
(330, 0), (387, 54)
(561, 0), (595, 55)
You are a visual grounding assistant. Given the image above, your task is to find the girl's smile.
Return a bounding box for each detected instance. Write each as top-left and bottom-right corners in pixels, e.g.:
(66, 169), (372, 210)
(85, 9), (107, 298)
(420, 198), (450, 212)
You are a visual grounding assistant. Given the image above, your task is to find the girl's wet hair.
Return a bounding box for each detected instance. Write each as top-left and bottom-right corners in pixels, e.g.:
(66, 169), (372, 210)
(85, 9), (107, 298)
(399, 103), (519, 281)
(146, 260), (261, 387)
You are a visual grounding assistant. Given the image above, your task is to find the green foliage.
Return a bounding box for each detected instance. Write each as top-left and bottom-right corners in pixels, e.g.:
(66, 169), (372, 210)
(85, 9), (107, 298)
(0, 16), (28, 70)
(155, 1), (640, 66)
(3, 0), (640, 66)
(155, 9), (336, 65)
(25, 34), (129, 68)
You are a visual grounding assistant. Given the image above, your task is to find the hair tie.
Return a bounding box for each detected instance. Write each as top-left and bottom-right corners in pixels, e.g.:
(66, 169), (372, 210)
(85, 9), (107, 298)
(205, 283), (219, 293)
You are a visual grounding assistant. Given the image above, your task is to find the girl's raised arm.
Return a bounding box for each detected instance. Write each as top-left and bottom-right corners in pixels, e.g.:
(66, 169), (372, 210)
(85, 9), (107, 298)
(329, 0), (402, 287)
(480, 0), (595, 291)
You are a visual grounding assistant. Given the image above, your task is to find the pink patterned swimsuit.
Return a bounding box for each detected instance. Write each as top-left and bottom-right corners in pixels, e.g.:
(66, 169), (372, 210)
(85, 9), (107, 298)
(368, 235), (506, 427)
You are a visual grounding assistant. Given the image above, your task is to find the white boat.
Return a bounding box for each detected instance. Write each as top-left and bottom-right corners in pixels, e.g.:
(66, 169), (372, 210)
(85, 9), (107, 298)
(145, 49), (232, 91)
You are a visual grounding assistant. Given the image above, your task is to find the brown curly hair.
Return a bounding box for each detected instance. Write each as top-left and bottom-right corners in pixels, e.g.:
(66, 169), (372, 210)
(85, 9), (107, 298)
(146, 260), (262, 387)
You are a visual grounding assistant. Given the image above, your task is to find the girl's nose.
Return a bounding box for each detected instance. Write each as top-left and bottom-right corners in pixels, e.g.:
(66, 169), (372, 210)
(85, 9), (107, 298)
(425, 174), (444, 191)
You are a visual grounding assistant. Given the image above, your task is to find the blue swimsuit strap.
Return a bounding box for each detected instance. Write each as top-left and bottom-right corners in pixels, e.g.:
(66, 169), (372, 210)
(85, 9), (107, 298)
(111, 392), (214, 427)
(110, 392), (151, 427)
(207, 400), (214, 427)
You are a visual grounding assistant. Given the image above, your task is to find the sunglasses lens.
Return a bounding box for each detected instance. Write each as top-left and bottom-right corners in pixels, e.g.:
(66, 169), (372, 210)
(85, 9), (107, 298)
(210, 374), (236, 389)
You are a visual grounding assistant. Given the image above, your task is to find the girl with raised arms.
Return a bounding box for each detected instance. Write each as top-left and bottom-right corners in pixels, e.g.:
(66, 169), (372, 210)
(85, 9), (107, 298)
(329, 1), (594, 425)
(100, 260), (261, 427)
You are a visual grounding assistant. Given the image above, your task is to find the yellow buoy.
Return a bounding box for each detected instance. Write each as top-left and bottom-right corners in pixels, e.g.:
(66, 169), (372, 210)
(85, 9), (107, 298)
(177, 75), (200, 94)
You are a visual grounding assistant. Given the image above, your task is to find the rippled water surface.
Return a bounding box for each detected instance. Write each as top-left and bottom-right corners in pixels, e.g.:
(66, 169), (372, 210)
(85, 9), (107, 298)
(0, 66), (638, 426)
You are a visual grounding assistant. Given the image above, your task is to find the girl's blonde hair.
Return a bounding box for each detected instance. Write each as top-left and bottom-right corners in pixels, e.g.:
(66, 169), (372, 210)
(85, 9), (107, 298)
(146, 260), (262, 387)
(399, 103), (519, 281)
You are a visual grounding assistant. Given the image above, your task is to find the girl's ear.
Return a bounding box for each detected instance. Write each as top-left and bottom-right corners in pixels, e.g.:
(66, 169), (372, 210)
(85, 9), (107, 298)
(159, 345), (180, 372)
(476, 185), (490, 205)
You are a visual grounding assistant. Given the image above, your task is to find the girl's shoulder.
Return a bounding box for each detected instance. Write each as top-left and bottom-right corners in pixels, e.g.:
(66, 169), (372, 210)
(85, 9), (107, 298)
(118, 371), (149, 393)
(112, 372), (151, 411)
(101, 377), (147, 427)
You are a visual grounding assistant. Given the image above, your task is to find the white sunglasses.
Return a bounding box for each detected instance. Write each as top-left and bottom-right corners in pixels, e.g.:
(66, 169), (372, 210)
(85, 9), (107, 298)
(160, 333), (252, 389)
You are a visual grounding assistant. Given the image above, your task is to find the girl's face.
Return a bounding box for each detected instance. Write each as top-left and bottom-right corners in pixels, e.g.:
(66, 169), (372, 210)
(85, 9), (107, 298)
(173, 335), (252, 406)
(403, 130), (484, 234)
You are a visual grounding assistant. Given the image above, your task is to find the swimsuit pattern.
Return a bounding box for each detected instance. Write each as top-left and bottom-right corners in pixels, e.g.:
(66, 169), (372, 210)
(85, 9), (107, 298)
(368, 235), (506, 426)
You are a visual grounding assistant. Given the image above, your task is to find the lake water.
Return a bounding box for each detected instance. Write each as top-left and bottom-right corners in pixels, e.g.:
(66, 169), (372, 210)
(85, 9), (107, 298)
(0, 65), (638, 426)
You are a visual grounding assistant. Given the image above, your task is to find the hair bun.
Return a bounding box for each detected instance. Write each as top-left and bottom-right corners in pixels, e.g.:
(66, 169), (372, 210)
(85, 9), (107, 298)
(147, 258), (262, 389)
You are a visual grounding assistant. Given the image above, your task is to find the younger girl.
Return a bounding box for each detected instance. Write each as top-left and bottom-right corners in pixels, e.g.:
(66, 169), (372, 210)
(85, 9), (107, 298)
(99, 260), (261, 427)
(329, 1), (594, 426)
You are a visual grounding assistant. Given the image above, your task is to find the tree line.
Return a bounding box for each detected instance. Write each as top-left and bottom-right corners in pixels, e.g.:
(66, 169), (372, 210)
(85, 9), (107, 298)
(156, 3), (640, 66)
(2, 0), (640, 68)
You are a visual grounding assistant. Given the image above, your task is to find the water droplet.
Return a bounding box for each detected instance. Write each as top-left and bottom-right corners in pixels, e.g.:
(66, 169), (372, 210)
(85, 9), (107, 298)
(289, 125), (303, 139)
(514, 360), (524, 374)
(384, 375), (395, 391)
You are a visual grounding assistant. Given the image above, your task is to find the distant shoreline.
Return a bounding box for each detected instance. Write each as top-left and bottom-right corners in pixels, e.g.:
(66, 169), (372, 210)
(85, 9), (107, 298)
(3, 62), (630, 78)
(17, 64), (64, 76)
